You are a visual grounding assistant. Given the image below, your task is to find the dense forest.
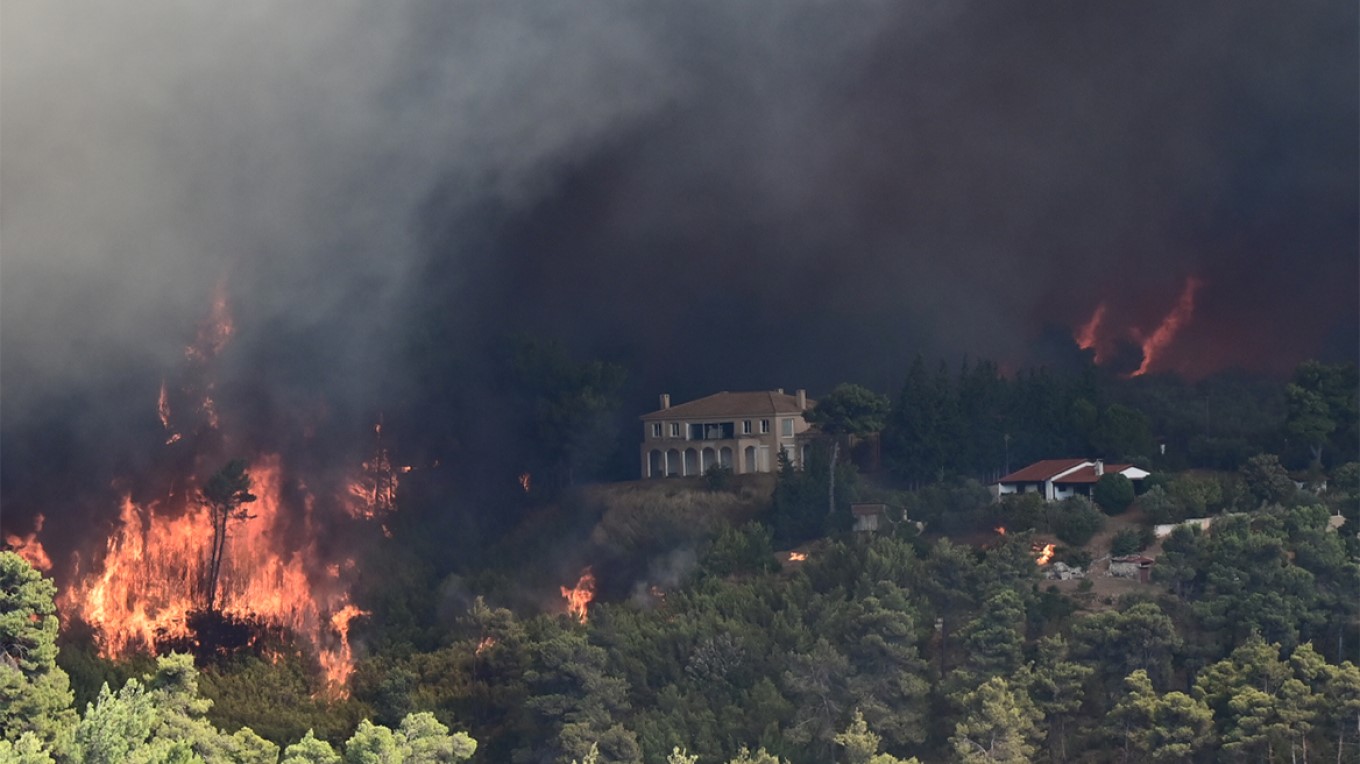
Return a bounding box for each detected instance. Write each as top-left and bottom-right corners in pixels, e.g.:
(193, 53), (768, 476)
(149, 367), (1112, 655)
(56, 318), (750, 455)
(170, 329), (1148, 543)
(2, 357), (1358, 763)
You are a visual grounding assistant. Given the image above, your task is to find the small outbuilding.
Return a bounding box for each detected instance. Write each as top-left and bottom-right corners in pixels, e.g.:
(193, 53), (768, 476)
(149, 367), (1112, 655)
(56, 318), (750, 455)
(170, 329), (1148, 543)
(1109, 555), (1155, 583)
(851, 502), (889, 533)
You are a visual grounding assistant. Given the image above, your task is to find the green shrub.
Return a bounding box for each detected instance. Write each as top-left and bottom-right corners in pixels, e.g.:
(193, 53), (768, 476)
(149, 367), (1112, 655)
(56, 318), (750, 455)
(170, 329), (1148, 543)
(1109, 528), (1146, 557)
(703, 523), (777, 577)
(1057, 547), (1092, 570)
(1051, 496), (1105, 547)
(1168, 474), (1222, 516)
(1093, 474), (1135, 514)
(997, 492), (1046, 533)
(1138, 485), (1183, 525)
(704, 464), (734, 492)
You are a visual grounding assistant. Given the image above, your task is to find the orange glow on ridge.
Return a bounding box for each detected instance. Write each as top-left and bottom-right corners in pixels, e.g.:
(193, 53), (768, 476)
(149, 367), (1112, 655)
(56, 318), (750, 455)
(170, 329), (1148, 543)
(1075, 303), (1107, 362)
(1131, 277), (1202, 377)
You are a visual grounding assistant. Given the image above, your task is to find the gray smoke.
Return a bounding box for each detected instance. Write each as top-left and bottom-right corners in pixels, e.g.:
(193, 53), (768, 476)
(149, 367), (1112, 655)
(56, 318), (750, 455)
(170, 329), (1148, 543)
(2, 2), (1355, 526)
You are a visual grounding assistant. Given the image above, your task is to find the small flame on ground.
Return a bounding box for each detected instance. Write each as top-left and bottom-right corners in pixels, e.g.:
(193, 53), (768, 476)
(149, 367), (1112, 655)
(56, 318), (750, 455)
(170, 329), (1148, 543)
(1131, 277), (1202, 377)
(518, 472), (532, 493)
(1036, 544), (1056, 565)
(4, 515), (52, 572)
(560, 568), (596, 623)
(788, 551), (808, 562)
(994, 526), (1006, 536)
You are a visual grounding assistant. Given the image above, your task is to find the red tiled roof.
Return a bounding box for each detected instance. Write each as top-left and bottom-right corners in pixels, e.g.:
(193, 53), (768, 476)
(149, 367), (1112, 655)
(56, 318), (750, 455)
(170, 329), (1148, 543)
(641, 390), (812, 420)
(1053, 464), (1137, 484)
(996, 459), (1088, 483)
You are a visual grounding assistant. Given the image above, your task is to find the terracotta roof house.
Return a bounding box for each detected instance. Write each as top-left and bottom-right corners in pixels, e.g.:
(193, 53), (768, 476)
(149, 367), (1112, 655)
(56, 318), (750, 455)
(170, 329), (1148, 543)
(639, 389), (814, 478)
(992, 458), (1149, 501)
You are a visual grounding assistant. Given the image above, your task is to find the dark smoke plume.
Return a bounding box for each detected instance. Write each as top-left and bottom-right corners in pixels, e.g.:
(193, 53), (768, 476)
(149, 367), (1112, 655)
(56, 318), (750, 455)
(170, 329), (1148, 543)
(3, 2), (1356, 545)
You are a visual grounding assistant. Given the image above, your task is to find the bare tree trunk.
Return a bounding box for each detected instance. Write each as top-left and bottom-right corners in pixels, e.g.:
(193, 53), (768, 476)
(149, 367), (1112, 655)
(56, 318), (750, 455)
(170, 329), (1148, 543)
(206, 508), (227, 611)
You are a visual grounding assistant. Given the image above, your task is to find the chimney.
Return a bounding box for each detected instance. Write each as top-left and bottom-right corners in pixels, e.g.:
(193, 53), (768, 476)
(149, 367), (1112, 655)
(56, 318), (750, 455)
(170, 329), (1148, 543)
(660, 393), (670, 410)
(1094, 459), (1104, 476)
(797, 389), (807, 410)
(775, 387), (784, 394)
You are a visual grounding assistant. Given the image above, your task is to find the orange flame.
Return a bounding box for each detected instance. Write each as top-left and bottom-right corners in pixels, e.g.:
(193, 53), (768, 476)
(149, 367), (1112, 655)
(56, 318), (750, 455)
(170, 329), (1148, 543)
(1075, 303), (1107, 362)
(518, 472), (532, 493)
(158, 380), (173, 430)
(318, 603), (367, 687)
(560, 568), (596, 623)
(1036, 544), (1056, 565)
(60, 456), (370, 693)
(1131, 277), (1202, 377)
(51, 284), (393, 696)
(345, 419), (401, 521)
(788, 551), (808, 562)
(475, 636), (497, 656)
(994, 526), (1006, 536)
(4, 515), (52, 572)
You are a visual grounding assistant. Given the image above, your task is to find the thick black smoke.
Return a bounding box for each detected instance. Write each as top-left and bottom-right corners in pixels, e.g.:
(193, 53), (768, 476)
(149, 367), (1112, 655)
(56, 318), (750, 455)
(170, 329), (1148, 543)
(3, 2), (1357, 544)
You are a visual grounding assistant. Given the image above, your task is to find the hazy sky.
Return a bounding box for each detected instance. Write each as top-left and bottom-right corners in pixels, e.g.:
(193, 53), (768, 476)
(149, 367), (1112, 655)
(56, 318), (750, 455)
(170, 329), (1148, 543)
(3, 1), (1356, 515)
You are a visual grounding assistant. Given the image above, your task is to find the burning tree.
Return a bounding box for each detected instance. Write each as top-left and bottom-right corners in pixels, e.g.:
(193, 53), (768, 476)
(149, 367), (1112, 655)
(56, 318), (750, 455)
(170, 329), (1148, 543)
(200, 459), (257, 612)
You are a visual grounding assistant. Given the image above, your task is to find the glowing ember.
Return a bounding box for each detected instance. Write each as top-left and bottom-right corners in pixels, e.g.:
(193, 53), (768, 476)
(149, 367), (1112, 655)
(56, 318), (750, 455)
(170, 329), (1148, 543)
(788, 551), (808, 562)
(1132, 277), (1202, 377)
(1075, 302), (1107, 362)
(994, 526), (1006, 536)
(4, 514), (52, 572)
(1035, 544), (1056, 565)
(560, 568), (596, 623)
(518, 472), (532, 493)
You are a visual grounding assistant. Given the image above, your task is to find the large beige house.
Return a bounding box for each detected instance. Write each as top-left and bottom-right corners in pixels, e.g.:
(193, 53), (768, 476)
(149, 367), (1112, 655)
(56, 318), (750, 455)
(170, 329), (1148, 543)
(640, 389), (814, 478)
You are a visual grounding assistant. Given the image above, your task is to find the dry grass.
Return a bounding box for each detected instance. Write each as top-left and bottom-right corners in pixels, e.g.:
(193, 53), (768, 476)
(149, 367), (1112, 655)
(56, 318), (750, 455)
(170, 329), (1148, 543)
(580, 476), (774, 555)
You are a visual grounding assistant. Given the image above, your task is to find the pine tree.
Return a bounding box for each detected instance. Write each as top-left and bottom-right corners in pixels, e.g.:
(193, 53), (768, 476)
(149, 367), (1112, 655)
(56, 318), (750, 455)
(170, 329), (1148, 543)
(0, 552), (78, 752)
(949, 677), (1042, 763)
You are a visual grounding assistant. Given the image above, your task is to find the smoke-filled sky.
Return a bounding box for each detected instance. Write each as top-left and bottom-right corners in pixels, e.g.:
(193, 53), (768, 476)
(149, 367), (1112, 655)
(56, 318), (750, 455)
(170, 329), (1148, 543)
(3, 1), (1357, 514)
